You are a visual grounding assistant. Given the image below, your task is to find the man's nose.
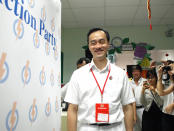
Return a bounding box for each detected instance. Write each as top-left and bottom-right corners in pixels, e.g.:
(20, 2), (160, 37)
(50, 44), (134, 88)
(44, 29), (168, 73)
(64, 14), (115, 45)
(95, 42), (102, 48)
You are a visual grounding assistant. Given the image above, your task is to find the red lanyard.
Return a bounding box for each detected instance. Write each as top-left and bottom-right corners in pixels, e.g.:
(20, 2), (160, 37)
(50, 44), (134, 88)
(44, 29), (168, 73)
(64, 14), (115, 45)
(90, 64), (111, 102)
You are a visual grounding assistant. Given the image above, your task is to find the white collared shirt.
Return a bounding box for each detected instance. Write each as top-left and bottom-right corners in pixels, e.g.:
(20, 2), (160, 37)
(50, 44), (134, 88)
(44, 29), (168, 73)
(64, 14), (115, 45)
(65, 59), (135, 124)
(130, 77), (147, 106)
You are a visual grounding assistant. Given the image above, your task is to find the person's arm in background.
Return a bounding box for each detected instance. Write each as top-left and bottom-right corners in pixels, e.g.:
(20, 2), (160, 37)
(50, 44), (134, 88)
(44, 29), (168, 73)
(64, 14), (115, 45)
(123, 103), (134, 131)
(157, 66), (174, 96)
(67, 104), (78, 131)
(165, 102), (174, 114)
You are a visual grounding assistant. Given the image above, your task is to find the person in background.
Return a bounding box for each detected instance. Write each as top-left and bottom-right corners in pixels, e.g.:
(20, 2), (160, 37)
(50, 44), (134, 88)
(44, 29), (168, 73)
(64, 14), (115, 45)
(61, 57), (90, 101)
(65, 28), (135, 131)
(129, 65), (147, 131)
(157, 61), (174, 131)
(140, 68), (163, 131)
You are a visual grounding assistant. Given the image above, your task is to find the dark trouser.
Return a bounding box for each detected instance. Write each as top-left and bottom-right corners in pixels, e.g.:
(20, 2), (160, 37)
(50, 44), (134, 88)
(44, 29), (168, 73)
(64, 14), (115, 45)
(142, 101), (162, 131)
(161, 113), (174, 131)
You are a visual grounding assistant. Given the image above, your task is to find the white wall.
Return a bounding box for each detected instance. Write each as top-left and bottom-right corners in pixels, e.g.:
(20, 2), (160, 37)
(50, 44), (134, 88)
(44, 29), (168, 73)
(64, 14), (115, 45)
(0, 0), (61, 130)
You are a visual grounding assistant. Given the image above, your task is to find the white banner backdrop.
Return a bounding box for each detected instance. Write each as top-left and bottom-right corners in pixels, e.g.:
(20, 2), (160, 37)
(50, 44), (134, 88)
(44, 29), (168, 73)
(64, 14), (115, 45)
(0, 0), (61, 131)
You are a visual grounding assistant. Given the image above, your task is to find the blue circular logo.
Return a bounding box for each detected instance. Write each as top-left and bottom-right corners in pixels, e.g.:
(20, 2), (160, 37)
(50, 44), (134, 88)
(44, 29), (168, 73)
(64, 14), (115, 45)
(13, 19), (24, 39)
(28, 0), (35, 8)
(41, 7), (46, 22)
(45, 103), (51, 117)
(6, 110), (19, 131)
(29, 105), (38, 122)
(39, 71), (46, 86)
(21, 66), (31, 85)
(0, 62), (9, 83)
(33, 32), (40, 48)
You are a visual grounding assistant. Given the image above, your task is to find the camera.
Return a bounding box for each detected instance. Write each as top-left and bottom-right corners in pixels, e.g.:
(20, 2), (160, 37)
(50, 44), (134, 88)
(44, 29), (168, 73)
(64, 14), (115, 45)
(162, 66), (172, 81)
(163, 66), (172, 72)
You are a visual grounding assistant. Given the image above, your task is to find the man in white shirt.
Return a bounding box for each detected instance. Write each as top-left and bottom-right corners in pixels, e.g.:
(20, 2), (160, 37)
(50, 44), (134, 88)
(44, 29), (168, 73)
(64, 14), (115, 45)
(65, 28), (135, 131)
(129, 65), (146, 131)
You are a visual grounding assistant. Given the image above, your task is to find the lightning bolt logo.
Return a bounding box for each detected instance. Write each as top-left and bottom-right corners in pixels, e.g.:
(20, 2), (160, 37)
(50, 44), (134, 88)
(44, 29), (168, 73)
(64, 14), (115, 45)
(45, 97), (51, 117)
(6, 102), (19, 131)
(0, 53), (7, 80)
(41, 66), (45, 85)
(50, 70), (54, 86)
(31, 98), (36, 121)
(0, 52), (9, 83)
(16, 19), (22, 40)
(29, 0), (33, 5)
(22, 60), (31, 85)
(54, 45), (58, 60)
(41, 7), (46, 21)
(45, 42), (50, 55)
(47, 97), (50, 113)
(10, 102), (17, 131)
(24, 60), (29, 85)
(35, 29), (38, 47)
(29, 98), (38, 123)
(51, 18), (55, 31)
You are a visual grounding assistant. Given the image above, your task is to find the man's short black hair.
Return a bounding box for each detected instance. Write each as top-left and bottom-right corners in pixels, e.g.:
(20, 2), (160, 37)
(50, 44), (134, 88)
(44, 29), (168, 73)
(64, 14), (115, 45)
(76, 57), (90, 66)
(131, 65), (142, 72)
(87, 28), (110, 44)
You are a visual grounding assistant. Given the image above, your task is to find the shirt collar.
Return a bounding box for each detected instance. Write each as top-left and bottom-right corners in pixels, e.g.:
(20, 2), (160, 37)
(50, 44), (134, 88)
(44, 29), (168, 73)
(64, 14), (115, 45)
(133, 77), (143, 84)
(89, 58), (110, 72)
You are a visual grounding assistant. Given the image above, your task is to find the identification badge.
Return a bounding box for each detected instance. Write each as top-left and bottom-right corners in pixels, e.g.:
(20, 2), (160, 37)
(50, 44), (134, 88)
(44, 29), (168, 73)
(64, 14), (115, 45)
(95, 103), (109, 122)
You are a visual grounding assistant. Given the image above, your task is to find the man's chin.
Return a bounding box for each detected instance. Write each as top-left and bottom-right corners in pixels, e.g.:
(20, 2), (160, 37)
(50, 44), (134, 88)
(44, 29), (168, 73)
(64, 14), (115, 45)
(94, 55), (106, 60)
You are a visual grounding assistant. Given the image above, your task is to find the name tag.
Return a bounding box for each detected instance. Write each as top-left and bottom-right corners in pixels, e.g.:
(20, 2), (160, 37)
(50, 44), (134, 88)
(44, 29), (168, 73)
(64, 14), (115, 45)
(95, 103), (109, 122)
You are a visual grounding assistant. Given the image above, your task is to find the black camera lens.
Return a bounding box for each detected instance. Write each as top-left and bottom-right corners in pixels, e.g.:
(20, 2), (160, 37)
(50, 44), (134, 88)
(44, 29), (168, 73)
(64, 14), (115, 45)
(163, 66), (172, 72)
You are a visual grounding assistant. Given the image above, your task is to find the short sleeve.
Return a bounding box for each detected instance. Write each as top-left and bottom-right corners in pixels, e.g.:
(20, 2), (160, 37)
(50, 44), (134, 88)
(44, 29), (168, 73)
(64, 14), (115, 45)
(64, 71), (79, 105)
(121, 73), (135, 105)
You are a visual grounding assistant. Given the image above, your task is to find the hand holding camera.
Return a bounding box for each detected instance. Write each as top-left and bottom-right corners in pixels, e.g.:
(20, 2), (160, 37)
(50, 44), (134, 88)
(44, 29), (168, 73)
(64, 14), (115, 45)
(143, 81), (150, 90)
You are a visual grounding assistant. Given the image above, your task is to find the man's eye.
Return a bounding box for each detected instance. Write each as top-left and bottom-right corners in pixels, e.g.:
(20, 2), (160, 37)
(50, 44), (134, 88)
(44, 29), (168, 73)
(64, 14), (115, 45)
(90, 41), (96, 45)
(99, 39), (105, 44)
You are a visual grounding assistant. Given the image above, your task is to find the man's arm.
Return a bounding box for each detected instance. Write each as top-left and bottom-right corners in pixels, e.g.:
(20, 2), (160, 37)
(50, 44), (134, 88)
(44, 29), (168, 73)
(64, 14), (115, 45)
(67, 104), (78, 131)
(132, 102), (137, 125)
(123, 103), (134, 131)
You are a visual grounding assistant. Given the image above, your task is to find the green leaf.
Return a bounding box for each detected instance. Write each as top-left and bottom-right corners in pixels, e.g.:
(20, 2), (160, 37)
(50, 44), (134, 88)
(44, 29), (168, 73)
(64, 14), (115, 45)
(137, 60), (142, 65)
(131, 42), (136, 50)
(145, 45), (155, 50)
(82, 45), (88, 50)
(122, 38), (129, 44)
(115, 47), (122, 53)
(145, 53), (151, 58)
(148, 57), (152, 61)
(108, 49), (115, 54)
